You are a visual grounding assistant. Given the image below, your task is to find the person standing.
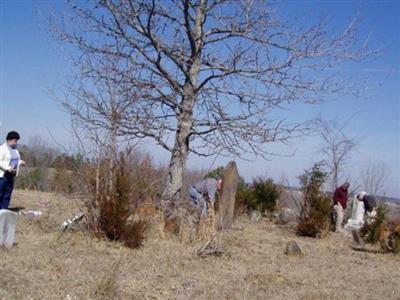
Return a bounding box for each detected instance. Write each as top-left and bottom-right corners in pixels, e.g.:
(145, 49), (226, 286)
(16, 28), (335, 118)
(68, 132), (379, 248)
(0, 131), (25, 209)
(332, 181), (350, 233)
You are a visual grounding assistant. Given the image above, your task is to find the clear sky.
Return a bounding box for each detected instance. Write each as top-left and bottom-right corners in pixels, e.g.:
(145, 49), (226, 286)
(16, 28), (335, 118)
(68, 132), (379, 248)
(1, 0), (399, 197)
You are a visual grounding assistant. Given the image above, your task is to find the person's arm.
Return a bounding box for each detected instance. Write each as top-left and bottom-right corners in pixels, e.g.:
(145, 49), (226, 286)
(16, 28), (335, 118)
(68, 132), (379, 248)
(18, 159), (26, 167)
(0, 146), (12, 172)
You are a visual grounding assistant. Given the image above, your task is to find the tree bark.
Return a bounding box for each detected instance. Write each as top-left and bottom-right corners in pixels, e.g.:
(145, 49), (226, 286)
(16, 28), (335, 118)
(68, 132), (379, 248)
(163, 110), (192, 203)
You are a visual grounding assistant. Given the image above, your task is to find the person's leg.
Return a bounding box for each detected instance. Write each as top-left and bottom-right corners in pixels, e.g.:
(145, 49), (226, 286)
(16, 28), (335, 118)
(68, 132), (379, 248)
(352, 230), (364, 247)
(200, 198), (208, 217)
(334, 204), (344, 232)
(189, 186), (201, 205)
(189, 186), (208, 216)
(0, 177), (9, 209)
(2, 176), (15, 209)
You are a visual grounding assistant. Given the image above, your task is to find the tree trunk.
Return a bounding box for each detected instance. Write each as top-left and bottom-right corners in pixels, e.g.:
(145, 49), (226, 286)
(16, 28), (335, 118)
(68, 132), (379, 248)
(162, 88), (194, 209)
(162, 106), (195, 238)
(163, 117), (191, 198)
(162, 1), (205, 236)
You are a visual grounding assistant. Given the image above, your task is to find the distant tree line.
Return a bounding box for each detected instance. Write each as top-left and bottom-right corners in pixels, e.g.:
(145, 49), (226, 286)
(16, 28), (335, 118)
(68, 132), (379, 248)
(16, 137), (83, 192)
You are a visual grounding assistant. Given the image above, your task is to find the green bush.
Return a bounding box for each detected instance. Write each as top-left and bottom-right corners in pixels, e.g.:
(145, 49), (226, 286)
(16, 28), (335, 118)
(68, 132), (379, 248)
(359, 206), (400, 254)
(234, 177), (280, 214)
(360, 206), (387, 244)
(297, 163), (331, 238)
(246, 177), (280, 212)
(235, 179), (253, 215)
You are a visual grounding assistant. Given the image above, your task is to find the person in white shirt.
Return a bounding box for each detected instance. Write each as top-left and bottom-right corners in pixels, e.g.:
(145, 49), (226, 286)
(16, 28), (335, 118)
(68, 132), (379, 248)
(0, 131), (25, 209)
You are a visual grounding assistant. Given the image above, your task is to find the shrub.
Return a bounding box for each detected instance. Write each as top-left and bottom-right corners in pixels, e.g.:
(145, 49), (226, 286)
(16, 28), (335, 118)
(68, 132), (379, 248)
(360, 205), (387, 244)
(382, 219), (400, 254)
(235, 179), (253, 215)
(83, 149), (148, 249)
(246, 177), (280, 212)
(360, 207), (399, 254)
(297, 163), (331, 238)
(234, 176), (280, 214)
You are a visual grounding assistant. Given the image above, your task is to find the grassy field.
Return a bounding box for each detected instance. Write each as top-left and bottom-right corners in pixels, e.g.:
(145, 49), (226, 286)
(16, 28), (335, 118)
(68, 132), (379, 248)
(1, 190), (399, 299)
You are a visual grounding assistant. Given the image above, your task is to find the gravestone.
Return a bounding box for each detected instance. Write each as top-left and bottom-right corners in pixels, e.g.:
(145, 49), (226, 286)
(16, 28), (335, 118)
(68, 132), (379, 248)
(216, 161), (239, 230)
(345, 196), (365, 231)
(285, 240), (302, 257)
(0, 209), (17, 248)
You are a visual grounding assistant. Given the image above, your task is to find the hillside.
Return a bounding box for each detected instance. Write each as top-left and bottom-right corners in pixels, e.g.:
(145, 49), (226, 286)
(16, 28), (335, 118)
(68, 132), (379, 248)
(1, 190), (399, 299)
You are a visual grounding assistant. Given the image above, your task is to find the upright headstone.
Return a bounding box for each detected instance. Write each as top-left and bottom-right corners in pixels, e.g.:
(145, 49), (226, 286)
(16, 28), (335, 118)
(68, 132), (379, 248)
(216, 161), (239, 230)
(345, 196), (365, 231)
(0, 209), (17, 248)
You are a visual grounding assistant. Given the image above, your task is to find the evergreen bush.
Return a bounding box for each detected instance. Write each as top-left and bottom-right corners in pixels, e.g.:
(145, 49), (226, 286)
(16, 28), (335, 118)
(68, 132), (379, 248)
(297, 163), (331, 238)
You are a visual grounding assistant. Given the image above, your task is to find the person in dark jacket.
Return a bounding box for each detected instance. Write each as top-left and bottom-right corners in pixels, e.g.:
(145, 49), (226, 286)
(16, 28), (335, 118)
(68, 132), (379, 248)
(332, 182), (350, 233)
(359, 194), (377, 213)
(351, 191), (378, 247)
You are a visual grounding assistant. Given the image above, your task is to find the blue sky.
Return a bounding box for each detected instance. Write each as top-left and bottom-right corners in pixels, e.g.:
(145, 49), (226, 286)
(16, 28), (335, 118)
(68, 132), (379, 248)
(1, 0), (399, 196)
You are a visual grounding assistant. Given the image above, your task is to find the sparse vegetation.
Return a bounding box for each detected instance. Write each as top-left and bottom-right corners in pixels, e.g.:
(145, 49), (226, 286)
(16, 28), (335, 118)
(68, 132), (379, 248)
(360, 205), (387, 244)
(360, 206), (400, 254)
(82, 149), (152, 249)
(382, 219), (400, 254)
(297, 163), (332, 238)
(16, 141), (82, 194)
(92, 259), (121, 299)
(15, 167), (46, 191)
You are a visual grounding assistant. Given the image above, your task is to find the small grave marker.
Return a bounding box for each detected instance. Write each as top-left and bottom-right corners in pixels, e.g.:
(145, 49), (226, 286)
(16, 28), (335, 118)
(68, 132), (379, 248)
(0, 209), (17, 248)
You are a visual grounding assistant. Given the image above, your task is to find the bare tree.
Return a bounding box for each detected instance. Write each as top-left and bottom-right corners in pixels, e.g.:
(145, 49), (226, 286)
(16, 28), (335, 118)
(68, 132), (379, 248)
(361, 160), (390, 196)
(51, 0), (374, 207)
(316, 118), (360, 192)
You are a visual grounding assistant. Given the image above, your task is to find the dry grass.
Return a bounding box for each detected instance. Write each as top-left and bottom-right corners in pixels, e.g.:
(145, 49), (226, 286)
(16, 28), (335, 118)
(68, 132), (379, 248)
(1, 190), (399, 299)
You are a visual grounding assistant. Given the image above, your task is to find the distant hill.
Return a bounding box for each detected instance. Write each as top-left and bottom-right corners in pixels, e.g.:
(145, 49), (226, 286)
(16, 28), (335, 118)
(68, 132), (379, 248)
(381, 196), (400, 205)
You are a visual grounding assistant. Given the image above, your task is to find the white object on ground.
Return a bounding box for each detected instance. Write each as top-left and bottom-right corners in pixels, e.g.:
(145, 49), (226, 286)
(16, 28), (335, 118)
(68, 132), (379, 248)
(20, 210), (42, 219)
(0, 209), (17, 248)
(61, 212), (85, 231)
